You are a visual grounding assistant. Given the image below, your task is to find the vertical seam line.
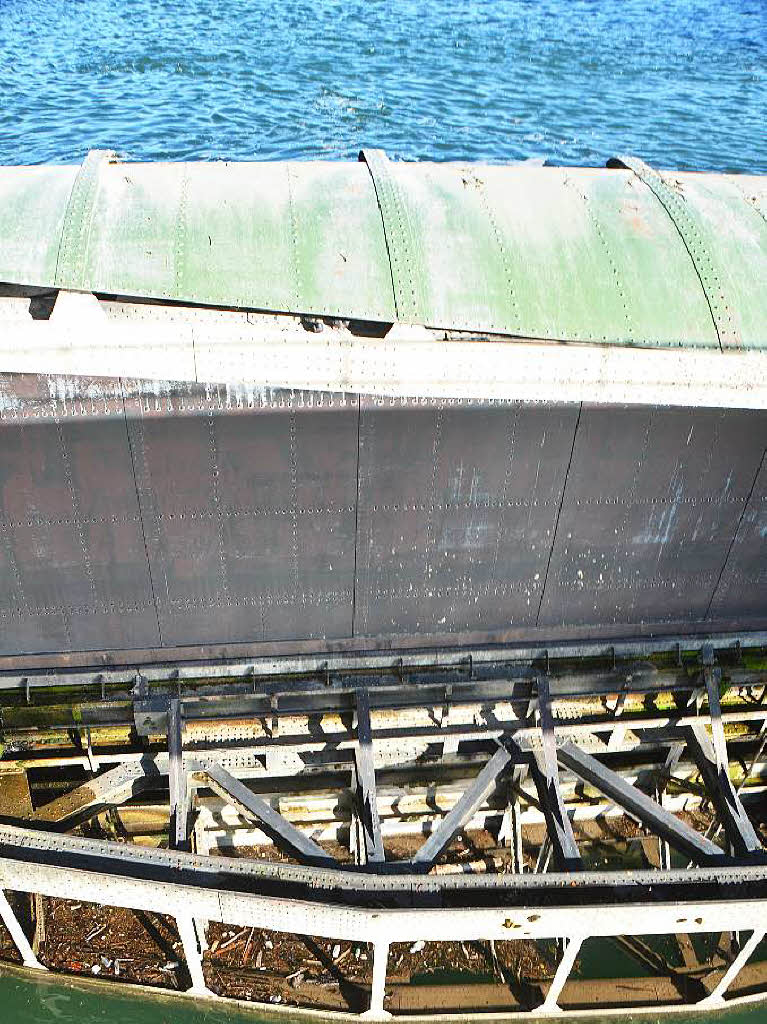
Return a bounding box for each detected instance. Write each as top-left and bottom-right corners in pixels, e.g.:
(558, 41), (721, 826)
(536, 403), (582, 626)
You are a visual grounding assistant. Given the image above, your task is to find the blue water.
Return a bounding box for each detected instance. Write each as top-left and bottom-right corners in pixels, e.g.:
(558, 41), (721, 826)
(0, 0), (764, 171)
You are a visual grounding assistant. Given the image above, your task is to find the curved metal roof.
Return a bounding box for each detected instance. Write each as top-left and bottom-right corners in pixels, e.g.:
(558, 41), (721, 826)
(0, 150), (764, 349)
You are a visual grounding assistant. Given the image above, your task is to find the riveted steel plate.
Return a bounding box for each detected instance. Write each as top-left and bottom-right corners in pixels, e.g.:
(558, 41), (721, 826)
(0, 373), (159, 654)
(538, 407), (767, 629)
(0, 156), (764, 350)
(610, 156), (742, 349)
(708, 450), (767, 625)
(354, 397), (580, 637)
(122, 379), (359, 647)
(0, 372), (765, 657)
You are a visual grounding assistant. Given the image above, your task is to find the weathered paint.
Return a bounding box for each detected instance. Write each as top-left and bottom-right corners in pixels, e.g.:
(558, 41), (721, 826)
(0, 155), (764, 659)
(0, 373), (765, 657)
(0, 154), (765, 349)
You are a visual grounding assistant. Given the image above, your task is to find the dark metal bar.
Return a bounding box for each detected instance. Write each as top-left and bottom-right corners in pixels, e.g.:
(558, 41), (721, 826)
(354, 688), (385, 864)
(557, 742), (728, 866)
(168, 699), (190, 851)
(532, 674), (582, 871)
(688, 652), (763, 856)
(410, 744), (513, 868)
(689, 721), (763, 857)
(2, 631), (764, 694)
(196, 760), (337, 868)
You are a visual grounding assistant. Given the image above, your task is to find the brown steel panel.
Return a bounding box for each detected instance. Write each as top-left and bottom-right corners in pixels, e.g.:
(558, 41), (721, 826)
(124, 382), (358, 647)
(354, 398), (580, 637)
(538, 407), (767, 629)
(708, 446), (767, 624)
(0, 374), (159, 654)
(1, 370), (764, 659)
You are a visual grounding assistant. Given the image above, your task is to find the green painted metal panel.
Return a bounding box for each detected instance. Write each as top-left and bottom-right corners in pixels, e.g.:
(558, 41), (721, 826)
(673, 172), (767, 351)
(82, 159), (397, 320)
(0, 164), (78, 286)
(382, 162), (720, 346)
(0, 154), (763, 350)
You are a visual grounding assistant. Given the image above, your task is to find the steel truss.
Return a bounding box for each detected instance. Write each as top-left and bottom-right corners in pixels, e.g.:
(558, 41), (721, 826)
(0, 635), (765, 1019)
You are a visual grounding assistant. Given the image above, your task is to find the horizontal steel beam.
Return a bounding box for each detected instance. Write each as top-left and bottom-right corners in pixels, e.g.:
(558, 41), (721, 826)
(2, 822), (766, 902)
(0, 844), (765, 946)
(1, 631), (764, 692)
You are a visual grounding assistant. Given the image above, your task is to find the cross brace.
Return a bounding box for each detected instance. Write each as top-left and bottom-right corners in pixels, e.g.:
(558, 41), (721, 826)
(557, 742), (728, 866)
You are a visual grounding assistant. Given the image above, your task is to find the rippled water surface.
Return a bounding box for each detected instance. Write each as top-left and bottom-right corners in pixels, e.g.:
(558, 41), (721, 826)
(0, 0), (765, 170)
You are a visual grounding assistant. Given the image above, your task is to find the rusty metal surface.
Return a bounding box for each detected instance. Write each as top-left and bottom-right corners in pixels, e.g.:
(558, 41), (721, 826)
(0, 373), (765, 657)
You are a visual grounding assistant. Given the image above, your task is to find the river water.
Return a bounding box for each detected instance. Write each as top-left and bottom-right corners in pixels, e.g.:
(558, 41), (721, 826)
(0, 0), (765, 1019)
(0, 0), (765, 170)
(1, 965), (766, 1024)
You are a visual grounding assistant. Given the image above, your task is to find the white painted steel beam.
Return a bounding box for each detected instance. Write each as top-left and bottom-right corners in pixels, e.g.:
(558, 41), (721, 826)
(1, 849), (765, 947)
(175, 912), (210, 996)
(536, 935), (583, 1014)
(2, 316), (767, 409)
(699, 929), (766, 1006)
(0, 890), (44, 970)
(362, 942), (392, 1020)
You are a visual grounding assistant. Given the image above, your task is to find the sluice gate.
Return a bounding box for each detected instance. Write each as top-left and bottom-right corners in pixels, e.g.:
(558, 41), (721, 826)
(0, 151), (765, 1018)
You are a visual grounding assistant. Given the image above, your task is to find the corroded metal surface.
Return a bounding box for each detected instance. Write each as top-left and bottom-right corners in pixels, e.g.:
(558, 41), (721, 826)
(1, 373), (765, 657)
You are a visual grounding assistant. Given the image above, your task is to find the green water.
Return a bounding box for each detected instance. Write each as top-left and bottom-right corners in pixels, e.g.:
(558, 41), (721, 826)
(0, 966), (765, 1024)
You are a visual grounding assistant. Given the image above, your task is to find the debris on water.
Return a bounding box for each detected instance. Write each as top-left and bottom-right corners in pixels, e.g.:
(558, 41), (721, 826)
(218, 927), (247, 953)
(85, 924), (106, 944)
(410, 940), (425, 953)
